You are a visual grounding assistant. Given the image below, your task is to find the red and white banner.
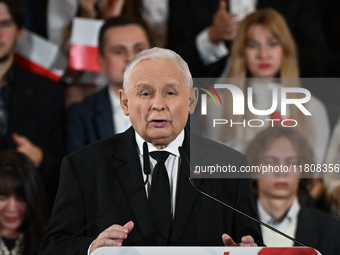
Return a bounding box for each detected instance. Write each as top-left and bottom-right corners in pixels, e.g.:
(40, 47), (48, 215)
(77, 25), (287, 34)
(14, 29), (67, 82)
(69, 18), (104, 73)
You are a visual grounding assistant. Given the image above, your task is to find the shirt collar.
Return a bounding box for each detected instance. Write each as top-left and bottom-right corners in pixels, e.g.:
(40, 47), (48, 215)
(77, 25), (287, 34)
(257, 197), (300, 225)
(108, 84), (122, 113)
(135, 130), (184, 157)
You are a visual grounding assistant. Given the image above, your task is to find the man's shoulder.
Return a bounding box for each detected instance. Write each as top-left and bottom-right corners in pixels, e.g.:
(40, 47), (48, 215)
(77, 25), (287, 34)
(300, 205), (339, 225)
(68, 87), (109, 112)
(13, 62), (63, 94)
(14, 62), (58, 86)
(67, 128), (131, 161)
(190, 132), (246, 161)
(298, 205), (340, 243)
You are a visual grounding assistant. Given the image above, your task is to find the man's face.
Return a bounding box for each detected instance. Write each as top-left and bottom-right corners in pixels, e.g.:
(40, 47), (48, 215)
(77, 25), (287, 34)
(99, 24), (150, 89)
(0, 3), (22, 63)
(120, 59), (196, 148)
(257, 137), (300, 201)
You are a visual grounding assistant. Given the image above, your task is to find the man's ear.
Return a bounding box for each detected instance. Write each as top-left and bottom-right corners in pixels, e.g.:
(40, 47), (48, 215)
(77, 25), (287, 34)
(119, 89), (129, 116)
(189, 87), (199, 114)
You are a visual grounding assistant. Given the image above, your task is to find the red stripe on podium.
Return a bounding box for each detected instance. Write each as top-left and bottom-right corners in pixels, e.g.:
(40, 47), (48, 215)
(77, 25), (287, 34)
(258, 247), (318, 255)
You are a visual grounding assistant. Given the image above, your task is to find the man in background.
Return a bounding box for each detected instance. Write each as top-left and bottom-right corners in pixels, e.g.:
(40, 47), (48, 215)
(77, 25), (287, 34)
(0, 0), (64, 210)
(66, 15), (151, 154)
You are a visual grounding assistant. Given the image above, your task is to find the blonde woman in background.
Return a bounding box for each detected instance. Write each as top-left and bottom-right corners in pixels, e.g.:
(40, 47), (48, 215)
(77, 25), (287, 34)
(217, 8), (329, 164)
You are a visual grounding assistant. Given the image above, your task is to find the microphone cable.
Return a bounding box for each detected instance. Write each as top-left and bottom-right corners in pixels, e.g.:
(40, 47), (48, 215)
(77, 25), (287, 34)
(178, 146), (306, 247)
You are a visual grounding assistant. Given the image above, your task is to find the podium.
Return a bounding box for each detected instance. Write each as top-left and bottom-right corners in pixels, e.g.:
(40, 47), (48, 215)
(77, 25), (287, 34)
(92, 247), (321, 255)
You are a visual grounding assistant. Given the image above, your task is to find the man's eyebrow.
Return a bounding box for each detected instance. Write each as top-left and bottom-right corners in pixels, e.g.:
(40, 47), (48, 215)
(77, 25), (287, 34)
(165, 82), (179, 87)
(136, 83), (179, 88)
(136, 83), (151, 88)
(134, 42), (148, 47)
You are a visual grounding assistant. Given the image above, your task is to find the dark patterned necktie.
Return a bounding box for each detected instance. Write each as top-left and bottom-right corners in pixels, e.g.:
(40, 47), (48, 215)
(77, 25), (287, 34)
(149, 151), (171, 245)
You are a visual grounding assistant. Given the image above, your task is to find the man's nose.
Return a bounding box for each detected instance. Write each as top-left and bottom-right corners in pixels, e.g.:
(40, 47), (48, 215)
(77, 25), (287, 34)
(126, 51), (136, 63)
(273, 163), (290, 177)
(152, 93), (166, 111)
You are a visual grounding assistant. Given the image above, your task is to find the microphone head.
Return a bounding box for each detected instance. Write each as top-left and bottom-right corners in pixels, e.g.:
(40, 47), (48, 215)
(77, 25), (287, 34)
(178, 146), (190, 178)
(143, 142), (151, 175)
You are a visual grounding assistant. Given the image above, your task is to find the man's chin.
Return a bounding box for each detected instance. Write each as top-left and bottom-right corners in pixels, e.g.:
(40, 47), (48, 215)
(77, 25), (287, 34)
(146, 133), (174, 149)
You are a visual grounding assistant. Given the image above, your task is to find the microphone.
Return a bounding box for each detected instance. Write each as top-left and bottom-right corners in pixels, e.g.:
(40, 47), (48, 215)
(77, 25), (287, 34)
(178, 146), (306, 247)
(143, 141), (151, 175)
(47, 142), (151, 253)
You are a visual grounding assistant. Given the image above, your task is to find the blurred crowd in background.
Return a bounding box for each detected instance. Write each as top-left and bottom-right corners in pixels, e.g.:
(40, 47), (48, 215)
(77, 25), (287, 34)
(1, 0), (340, 254)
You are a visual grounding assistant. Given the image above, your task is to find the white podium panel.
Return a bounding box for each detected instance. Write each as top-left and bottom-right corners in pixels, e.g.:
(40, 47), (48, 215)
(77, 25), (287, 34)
(92, 246), (321, 255)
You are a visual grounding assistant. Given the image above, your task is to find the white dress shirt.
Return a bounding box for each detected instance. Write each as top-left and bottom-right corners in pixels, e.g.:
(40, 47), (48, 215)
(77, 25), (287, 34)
(195, 0), (256, 67)
(257, 198), (300, 247)
(108, 85), (131, 134)
(135, 130), (185, 218)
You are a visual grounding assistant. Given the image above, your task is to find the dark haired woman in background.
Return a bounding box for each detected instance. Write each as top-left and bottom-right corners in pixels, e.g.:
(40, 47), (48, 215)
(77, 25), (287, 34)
(0, 150), (47, 255)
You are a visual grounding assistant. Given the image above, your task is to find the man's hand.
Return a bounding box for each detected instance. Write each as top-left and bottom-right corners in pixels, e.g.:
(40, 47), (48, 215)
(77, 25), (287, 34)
(89, 221), (134, 254)
(78, 0), (98, 18)
(209, 0), (241, 45)
(12, 133), (43, 167)
(103, 0), (126, 19)
(222, 234), (258, 247)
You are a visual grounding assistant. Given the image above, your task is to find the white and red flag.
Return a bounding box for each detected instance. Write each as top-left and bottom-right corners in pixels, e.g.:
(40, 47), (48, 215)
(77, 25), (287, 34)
(14, 29), (67, 82)
(69, 18), (104, 73)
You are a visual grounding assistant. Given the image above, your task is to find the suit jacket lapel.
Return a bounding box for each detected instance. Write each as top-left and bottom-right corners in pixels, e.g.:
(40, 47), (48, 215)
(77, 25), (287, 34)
(169, 130), (204, 244)
(94, 87), (115, 139)
(113, 127), (155, 244)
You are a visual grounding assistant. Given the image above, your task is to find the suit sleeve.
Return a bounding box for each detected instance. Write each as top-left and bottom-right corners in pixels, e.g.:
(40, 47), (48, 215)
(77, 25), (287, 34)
(167, 0), (227, 78)
(66, 103), (88, 154)
(40, 156), (94, 255)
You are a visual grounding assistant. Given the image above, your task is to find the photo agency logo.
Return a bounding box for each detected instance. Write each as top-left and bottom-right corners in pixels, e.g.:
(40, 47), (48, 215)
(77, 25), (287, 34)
(198, 82), (312, 128)
(197, 82), (223, 113)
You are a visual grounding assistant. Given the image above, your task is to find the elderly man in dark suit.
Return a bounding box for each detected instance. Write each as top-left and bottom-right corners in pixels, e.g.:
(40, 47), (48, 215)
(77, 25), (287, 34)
(66, 15), (151, 154)
(0, 0), (64, 210)
(40, 48), (263, 255)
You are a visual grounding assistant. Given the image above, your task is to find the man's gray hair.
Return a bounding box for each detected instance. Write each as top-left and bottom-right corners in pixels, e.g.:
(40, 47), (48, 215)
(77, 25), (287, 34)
(123, 47), (193, 90)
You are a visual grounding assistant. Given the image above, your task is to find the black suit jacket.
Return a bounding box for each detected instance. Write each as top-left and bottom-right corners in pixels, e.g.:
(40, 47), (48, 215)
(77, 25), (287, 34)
(168, 0), (329, 78)
(66, 86), (114, 154)
(40, 127), (263, 254)
(3, 62), (64, 210)
(295, 205), (340, 255)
